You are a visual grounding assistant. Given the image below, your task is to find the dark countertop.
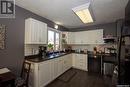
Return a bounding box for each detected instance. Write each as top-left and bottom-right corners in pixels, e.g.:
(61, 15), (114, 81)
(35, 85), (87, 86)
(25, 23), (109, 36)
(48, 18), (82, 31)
(25, 53), (71, 63)
(25, 51), (117, 64)
(25, 52), (88, 63)
(87, 52), (117, 64)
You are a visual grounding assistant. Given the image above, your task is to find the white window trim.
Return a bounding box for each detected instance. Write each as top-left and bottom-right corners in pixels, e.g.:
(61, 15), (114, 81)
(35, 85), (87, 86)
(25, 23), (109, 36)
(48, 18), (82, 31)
(48, 27), (61, 50)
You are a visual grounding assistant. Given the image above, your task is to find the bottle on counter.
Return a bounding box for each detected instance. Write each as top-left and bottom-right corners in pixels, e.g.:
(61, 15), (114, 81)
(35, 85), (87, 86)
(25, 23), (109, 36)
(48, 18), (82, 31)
(83, 49), (88, 53)
(93, 47), (97, 54)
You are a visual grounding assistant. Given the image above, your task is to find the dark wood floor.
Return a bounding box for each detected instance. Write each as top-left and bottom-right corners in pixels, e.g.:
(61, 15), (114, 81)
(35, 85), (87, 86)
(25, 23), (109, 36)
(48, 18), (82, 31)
(46, 68), (113, 87)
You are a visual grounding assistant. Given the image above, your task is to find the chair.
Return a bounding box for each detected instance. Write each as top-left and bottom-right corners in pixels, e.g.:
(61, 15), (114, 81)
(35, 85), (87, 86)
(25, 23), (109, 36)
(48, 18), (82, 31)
(15, 61), (31, 87)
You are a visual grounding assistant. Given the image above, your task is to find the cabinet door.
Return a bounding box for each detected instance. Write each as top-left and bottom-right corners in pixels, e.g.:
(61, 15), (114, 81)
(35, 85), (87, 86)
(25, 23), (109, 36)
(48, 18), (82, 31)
(74, 54), (80, 68)
(38, 21), (47, 44)
(72, 54), (76, 67)
(62, 54), (72, 73)
(68, 32), (75, 44)
(25, 18), (38, 44)
(74, 32), (80, 44)
(72, 54), (79, 68)
(72, 54), (88, 71)
(25, 18), (47, 44)
(33, 19), (39, 44)
(63, 55), (69, 72)
(53, 58), (59, 78)
(62, 56), (66, 73)
(86, 29), (103, 44)
(38, 61), (51, 87)
(79, 54), (88, 71)
(66, 54), (72, 69)
(49, 59), (55, 81)
(57, 58), (63, 76)
(91, 29), (104, 44)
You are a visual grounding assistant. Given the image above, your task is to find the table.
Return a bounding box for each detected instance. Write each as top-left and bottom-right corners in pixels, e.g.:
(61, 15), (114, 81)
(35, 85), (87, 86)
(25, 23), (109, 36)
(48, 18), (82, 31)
(0, 72), (15, 87)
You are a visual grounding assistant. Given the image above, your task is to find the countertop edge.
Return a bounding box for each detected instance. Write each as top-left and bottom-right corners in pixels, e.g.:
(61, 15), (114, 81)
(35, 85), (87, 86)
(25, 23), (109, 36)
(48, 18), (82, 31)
(25, 52), (88, 63)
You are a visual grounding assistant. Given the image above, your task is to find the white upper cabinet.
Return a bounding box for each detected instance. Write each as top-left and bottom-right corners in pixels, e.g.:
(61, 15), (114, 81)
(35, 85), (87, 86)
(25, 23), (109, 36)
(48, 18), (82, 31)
(88, 29), (104, 44)
(67, 29), (104, 44)
(67, 32), (75, 44)
(74, 32), (83, 44)
(25, 18), (47, 44)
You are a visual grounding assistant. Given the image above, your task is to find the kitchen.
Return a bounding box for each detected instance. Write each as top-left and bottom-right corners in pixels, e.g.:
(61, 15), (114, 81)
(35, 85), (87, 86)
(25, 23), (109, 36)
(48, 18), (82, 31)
(0, 0), (130, 87)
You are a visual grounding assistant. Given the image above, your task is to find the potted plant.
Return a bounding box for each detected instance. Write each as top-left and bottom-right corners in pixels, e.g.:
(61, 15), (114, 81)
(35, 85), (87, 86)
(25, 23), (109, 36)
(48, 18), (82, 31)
(48, 43), (53, 51)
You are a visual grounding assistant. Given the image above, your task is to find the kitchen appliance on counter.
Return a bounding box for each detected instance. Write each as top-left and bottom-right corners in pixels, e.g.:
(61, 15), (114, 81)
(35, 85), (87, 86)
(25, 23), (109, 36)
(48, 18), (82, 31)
(104, 47), (117, 54)
(38, 46), (47, 58)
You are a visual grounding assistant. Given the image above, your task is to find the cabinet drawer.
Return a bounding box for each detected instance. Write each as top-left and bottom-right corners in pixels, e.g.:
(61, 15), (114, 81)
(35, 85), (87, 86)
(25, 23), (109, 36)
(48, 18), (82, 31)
(78, 62), (86, 66)
(78, 59), (86, 63)
(77, 63), (87, 70)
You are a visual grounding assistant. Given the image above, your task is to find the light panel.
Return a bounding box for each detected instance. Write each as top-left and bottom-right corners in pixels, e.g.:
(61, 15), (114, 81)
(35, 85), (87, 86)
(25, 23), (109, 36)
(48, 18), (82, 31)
(75, 9), (93, 23)
(72, 3), (94, 24)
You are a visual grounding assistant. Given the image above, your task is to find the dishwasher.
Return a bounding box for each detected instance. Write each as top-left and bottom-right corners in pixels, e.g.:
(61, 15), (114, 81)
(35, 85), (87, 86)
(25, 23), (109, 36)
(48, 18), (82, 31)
(103, 55), (116, 76)
(103, 62), (115, 76)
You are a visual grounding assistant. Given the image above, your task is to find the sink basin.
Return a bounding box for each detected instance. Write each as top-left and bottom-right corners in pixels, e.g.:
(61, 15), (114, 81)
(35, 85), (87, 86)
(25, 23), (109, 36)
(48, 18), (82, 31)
(48, 53), (66, 58)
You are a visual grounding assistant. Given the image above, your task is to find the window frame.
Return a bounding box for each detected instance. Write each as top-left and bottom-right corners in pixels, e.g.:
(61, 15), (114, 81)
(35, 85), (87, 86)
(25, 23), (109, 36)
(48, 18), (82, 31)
(47, 27), (61, 51)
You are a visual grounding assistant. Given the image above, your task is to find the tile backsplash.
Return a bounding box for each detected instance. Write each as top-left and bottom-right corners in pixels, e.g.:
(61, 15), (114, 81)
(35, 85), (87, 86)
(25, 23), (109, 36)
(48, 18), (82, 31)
(24, 44), (46, 56)
(71, 44), (97, 51)
(25, 44), (117, 56)
(71, 44), (117, 52)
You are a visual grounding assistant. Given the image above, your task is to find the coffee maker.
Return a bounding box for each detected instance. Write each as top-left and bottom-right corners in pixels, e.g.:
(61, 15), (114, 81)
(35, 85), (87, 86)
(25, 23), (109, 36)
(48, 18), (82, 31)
(38, 46), (47, 58)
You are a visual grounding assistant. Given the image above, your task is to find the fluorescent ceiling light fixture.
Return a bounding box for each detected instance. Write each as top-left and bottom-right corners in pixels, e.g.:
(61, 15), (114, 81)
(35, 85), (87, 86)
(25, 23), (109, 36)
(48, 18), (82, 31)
(72, 3), (94, 23)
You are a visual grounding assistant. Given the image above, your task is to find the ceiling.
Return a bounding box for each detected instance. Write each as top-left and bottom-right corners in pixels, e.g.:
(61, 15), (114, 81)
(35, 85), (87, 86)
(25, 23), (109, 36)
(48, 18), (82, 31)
(15, 0), (129, 28)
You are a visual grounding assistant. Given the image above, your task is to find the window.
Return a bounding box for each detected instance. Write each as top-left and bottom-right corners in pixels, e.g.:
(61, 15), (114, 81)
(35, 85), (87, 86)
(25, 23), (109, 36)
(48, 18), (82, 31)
(48, 30), (54, 45)
(55, 33), (60, 50)
(48, 29), (60, 51)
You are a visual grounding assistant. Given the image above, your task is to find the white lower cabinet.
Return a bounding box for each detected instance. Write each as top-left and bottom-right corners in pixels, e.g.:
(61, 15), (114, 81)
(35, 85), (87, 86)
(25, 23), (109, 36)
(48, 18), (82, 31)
(72, 54), (88, 71)
(57, 57), (64, 76)
(66, 54), (72, 70)
(53, 58), (59, 79)
(62, 54), (72, 73)
(28, 54), (72, 87)
(38, 61), (51, 87)
(28, 53), (87, 87)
